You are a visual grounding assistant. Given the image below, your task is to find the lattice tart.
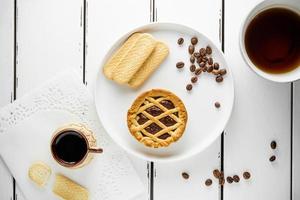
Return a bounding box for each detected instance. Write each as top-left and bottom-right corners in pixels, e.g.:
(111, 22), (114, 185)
(127, 89), (188, 148)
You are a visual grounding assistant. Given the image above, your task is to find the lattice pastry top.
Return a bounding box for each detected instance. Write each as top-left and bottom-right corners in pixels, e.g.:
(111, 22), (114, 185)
(127, 89), (188, 148)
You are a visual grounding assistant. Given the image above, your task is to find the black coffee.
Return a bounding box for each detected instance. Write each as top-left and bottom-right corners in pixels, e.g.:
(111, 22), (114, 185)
(51, 130), (87, 164)
(245, 8), (300, 74)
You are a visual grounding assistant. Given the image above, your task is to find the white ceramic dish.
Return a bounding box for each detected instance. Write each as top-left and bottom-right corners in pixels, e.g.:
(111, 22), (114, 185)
(95, 22), (234, 162)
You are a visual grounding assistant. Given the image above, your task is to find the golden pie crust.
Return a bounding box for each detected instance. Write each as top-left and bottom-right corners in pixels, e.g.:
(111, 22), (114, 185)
(127, 89), (188, 148)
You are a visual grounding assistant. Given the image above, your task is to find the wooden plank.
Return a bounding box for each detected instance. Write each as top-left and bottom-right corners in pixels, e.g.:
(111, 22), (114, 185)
(15, 0), (84, 199)
(154, 0), (222, 199)
(0, 0), (15, 199)
(293, 80), (300, 199)
(84, 0), (151, 199)
(224, 0), (291, 199)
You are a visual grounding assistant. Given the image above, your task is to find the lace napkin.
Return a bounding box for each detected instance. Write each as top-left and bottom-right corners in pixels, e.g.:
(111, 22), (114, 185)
(0, 71), (145, 200)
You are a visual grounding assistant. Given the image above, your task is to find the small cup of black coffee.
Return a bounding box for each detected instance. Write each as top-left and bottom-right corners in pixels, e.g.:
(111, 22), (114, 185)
(51, 124), (103, 169)
(240, 0), (300, 82)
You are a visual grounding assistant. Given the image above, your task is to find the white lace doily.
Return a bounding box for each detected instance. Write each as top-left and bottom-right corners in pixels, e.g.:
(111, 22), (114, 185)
(0, 71), (145, 200)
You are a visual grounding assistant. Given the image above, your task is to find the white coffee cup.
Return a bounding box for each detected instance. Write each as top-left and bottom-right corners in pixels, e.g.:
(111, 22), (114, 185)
(240, 0), (300, 83)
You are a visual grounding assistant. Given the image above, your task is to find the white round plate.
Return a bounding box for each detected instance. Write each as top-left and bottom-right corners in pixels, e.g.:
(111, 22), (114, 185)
(95, 23), (234, 162)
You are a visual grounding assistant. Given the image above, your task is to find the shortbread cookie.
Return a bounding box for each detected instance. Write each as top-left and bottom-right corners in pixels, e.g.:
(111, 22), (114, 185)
(111, 33), (156, 84)
(103, 33), (142, 79)
(53, 174), (88, 200)
(28, 162), (51, 187)
(128, 41), (169, 88)
(127, 89), (188, 148)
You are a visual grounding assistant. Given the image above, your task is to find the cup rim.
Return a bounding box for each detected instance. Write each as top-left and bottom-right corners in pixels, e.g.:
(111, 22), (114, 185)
(240, 3), (300, 83)
(51, 127), (90, 168)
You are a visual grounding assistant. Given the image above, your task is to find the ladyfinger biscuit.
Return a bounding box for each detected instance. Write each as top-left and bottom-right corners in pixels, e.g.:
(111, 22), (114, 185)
(103, 33), (142, 79)
(112, 33), (156, 84)
(53, 174), (88, 200)
(28, 162), (51, 187)
(128, 41), (169, 88)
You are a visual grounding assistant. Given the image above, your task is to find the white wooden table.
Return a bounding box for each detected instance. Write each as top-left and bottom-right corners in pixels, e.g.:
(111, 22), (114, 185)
(0, 0), (299, 199)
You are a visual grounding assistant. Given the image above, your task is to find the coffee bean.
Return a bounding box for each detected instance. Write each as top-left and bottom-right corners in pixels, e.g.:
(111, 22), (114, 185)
(176, 62), (185, 69)
(191, 37), (198, 45)
(194, 52), (201, 58)
(270, 141), (277, 149)
(202, 56), (208, 63)
(208, 57), (213, 65)
(219, 177), (225, 186)
(233, 175), (240, 183)
(226, 176), (234, 184)
(207, 65), (213, 73)
(189, 45), (195, 54)
(191, 76), (198, 83)
(216, 75), (223, 82)
(212, 70), (220, 75)
(206, 46), (212, 55)
(213, 62), (220, 70)
(199, 62), (205, 68)
(205, 179), (213, 186)
(177, 37), (184, 45)
(203, 66), (208, 72)
(186, 84), (193, 91)
(269, 155), (276, 162)
(196, 58), (201, 64)
(195, 68), (202, 75)
(219, 69), (227, 75)
(243, 172), (251, 180)
(190, 56), (195, 63)
(200, 48), (206, 56)
(213, 169), (221, 179)
(190, 64), (196, 72)
(182, 172), (189, 179)
(215, 102), (221, 108)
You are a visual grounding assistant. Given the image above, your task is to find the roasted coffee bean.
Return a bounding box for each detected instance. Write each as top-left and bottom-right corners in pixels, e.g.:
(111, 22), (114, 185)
(226, 176), (234, 184)
(269, 155), (276, 162)
(176, 62), (185, 69)
(213, 62), (220, 70)
(191, 37), (198, 45)
(215, 102), (221, 108)
(186, 84), (193, 91)
(199, 62), (205, 68)
(191, 76), (198, 83)
(220, 171), (224, 179)
(243, 172), (251, 180)
(208, 57), (213, 65)
(200, 48), (206, 56)
(203, 66), (208, 72)
(270, 141), (277, 149)
(207, 65), (214, 73)
(190, 56), (195, 63)
(194, 52), (201, 58)
(190, 64), (196, 72)
(177, 37), (184, 45)
(213, 169), (221, 179)
(233, 175), (240, 183)
(212, 70), (220, 75)
(219, 177), (225, 186)
(182, 172), (189, 179)
(205, 179), (213, 186)
(216, 75), (223, 82)
(189, 45), (195, 54)
(196, 58), (201, 64)
(195, 68), (202, 75)
(206, 46), (212, 55)
(219, 69), (227, 75)
(202, 56), (208, 63)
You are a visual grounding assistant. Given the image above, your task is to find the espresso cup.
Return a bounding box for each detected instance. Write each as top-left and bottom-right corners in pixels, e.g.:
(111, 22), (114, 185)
(51, 123), (103, 169)
(240, 0), (300, 82)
